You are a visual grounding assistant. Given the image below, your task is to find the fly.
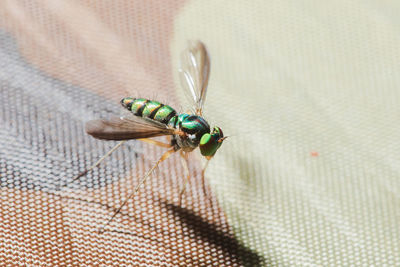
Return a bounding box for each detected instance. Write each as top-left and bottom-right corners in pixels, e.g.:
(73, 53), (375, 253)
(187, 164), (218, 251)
(64, 41), (226, 233)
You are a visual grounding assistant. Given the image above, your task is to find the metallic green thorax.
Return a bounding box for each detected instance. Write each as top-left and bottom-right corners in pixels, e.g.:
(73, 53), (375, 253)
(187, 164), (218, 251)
(121, 97), (216, 152)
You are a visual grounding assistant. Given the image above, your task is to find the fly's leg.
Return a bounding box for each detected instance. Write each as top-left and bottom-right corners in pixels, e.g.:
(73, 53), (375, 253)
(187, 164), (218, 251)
(138, 138), (174, 177)
(178, 151), (190, 206)
(60, 138), (170, 190)
(58, 140), (126, 189)
(138, 138), (172, 148)
(201, 157), (212, 201)
(98, 147), (177, 234)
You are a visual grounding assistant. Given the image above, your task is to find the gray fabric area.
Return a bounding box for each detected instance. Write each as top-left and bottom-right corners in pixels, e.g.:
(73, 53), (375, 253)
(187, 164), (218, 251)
(0, 30), (136, 192)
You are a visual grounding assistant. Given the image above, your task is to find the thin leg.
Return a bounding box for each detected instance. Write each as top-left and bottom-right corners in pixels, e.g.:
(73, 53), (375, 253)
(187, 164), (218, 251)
(178, 151), (190, 206)
(139, 138), (173, 177)
(98, 147), (176, 233)
(138, 138), (172, 148)
(58, 141), (126, 189)
(201, 158), (211, 200)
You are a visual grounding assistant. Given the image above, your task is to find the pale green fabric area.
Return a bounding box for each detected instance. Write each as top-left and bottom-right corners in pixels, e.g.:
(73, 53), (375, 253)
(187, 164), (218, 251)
(172, 1), (400, 266)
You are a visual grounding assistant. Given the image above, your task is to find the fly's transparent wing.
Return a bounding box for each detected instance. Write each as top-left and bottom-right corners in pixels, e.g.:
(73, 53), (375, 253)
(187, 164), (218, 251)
(85, 115), (175, 140)
(178, 40), (210, 116)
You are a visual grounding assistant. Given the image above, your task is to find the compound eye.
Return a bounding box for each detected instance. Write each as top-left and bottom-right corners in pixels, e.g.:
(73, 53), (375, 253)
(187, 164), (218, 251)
(199, 133), (219, 156)
(212, 126), (224, 139)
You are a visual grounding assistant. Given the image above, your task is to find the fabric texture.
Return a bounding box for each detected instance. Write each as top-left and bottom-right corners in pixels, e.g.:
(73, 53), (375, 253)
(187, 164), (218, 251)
(1, 1), (399, 266)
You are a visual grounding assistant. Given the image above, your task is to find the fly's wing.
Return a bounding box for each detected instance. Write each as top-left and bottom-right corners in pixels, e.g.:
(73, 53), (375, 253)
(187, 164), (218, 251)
(178, 40), (210, 116)
(85, 115), (175, 140)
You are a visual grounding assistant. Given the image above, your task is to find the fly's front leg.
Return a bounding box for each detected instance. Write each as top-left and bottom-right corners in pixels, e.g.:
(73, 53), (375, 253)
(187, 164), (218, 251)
(178, 151), (190, 206)
(201, 157), (212, 202)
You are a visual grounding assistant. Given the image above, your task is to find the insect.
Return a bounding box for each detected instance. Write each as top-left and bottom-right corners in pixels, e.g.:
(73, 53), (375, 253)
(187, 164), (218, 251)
(68, 41), (226, 232)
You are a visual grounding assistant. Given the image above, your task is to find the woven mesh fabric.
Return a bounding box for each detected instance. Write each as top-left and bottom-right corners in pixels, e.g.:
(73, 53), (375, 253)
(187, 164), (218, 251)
(1, 1), (400, 266)
(0, 1), (262, 266)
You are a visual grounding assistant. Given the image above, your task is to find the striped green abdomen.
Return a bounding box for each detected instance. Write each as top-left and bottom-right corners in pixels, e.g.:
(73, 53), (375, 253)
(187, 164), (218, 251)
(121, 97), (177, 124)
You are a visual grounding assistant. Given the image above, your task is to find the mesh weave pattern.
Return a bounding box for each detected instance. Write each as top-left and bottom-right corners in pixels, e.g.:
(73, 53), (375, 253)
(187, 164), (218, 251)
(1, 1), (400, 266)
(0, 1), (262, 266)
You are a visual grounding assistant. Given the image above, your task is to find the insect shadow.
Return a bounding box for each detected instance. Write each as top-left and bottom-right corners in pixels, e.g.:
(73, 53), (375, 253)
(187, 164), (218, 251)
(163, 202), (265, 266)
(52, 191), (266, 266)
(109, 201), (266, 266)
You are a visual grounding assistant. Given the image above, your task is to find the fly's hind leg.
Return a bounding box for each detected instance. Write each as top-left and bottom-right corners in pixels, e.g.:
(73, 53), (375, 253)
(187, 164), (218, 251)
(59, 138), (170, 190)
(178, 151), (190, 206)
(58, 140), (127, 189)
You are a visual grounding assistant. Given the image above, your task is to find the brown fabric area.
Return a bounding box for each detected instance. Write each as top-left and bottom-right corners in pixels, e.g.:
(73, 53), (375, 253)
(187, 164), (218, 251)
(0, 189), (72, 266)
(0, 1), (261, 266)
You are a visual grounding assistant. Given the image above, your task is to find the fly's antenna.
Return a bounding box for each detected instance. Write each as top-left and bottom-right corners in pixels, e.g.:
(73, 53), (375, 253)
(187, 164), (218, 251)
(218, 136), (229, 142)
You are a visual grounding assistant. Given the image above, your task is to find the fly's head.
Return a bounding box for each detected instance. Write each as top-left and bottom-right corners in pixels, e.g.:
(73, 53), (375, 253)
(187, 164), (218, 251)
(199, 126), (226, 158)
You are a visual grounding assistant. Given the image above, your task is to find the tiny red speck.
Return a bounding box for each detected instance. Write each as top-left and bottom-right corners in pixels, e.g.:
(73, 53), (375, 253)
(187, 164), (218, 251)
(310, 151), (319, 157)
